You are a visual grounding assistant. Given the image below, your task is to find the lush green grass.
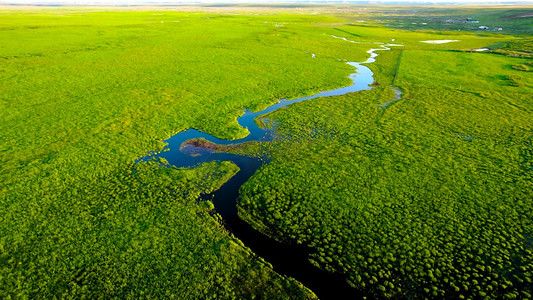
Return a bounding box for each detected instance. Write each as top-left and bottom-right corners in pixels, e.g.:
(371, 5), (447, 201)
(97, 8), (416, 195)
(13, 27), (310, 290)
(238, 25), (533, 299)
(1, 160), (316, 298)
(0, 9), (364, 298)
(1, 6), (532, 299)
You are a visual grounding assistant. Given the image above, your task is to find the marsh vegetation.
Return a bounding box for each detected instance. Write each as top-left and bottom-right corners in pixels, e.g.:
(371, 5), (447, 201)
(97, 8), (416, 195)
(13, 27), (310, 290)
(0, 4), (532, 299)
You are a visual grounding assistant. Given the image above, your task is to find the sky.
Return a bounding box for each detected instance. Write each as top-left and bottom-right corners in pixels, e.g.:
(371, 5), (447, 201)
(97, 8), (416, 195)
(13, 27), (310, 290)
(1, 0), (532, 4)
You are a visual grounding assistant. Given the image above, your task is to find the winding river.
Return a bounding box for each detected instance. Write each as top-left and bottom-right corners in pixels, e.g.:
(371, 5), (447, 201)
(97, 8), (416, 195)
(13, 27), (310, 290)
(138, 42), (401, 299)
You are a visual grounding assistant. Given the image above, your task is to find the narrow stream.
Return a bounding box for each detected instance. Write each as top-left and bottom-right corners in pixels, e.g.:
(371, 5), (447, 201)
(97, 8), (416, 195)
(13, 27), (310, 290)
(138, 43), (400, 299)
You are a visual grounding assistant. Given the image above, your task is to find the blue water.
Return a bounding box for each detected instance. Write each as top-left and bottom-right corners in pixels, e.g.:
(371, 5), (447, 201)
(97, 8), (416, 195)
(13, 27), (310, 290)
(137, 44), (399, 299)
(138, 45), (392, 168)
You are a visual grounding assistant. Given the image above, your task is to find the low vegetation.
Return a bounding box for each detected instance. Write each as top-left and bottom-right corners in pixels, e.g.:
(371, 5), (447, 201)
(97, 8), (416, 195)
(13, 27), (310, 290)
(0, 5), (531, 299)
(238, 25), (533, 299)
(1, 8), (354, 298)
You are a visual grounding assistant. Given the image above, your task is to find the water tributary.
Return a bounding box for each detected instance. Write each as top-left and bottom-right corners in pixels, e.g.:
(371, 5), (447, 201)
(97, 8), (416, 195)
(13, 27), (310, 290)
(138, 43), (401, 299)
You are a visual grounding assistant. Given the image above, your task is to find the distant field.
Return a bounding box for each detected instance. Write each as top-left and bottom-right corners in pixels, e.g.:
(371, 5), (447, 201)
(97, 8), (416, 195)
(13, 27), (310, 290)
(1, 5), (532, 299)
(370, 6), (533, 35)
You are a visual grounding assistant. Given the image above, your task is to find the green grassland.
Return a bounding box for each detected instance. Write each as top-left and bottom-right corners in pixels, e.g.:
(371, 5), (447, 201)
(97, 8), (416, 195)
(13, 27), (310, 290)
(238, 23), (533, 299)
(1, 5), (532, 299)
(0, 9), (359, 298)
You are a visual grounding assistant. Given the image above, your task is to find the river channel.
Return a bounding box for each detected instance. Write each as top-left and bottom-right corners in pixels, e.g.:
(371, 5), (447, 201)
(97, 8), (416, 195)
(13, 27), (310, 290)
(138, 42), (400, 299)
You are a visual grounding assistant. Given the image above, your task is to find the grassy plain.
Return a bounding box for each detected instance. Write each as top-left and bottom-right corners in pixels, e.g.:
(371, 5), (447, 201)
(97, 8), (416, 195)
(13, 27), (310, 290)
(0, 5), (532, 299)
(0, 8), (359, 298)
(239, 15), (533, 300)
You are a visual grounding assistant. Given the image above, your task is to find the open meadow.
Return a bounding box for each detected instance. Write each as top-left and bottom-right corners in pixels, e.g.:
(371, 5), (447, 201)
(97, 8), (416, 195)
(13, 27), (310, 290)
(0, 4), (532, 299)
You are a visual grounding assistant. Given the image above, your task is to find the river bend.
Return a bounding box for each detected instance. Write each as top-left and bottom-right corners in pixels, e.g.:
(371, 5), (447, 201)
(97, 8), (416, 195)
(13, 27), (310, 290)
(138, 42), (401, 299)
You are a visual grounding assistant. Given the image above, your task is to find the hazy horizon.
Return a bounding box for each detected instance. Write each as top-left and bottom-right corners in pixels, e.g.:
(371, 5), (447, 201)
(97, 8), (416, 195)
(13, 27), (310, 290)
(2, 0), (533, 5)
